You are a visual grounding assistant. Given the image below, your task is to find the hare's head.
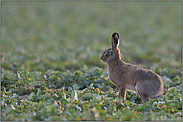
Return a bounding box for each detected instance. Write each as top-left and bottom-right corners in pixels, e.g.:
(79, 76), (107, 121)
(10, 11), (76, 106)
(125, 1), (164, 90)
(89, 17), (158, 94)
(101, 32), (121, 62)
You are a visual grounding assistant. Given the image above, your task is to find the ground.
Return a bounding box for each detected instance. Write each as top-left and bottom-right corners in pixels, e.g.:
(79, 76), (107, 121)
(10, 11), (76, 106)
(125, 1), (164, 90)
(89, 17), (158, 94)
(1, 1), (182, 121)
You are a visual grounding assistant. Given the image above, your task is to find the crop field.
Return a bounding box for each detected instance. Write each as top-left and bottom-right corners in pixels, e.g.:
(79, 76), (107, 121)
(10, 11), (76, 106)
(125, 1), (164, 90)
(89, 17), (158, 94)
(1, 1), (182, 121)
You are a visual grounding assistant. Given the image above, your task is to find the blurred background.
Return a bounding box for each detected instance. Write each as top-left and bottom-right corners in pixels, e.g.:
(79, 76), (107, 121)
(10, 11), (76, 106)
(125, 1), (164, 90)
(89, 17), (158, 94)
(1, 1), (181, 73)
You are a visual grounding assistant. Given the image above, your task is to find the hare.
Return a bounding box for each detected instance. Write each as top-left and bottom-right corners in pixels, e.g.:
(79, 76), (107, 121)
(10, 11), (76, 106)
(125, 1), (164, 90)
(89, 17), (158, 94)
(101, 32), (164, 103)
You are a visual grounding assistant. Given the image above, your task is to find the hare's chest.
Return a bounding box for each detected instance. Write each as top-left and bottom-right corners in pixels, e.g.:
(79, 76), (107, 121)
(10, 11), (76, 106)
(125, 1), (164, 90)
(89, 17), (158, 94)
(108, 70), (122, 86)
(109, 78), (121, 86)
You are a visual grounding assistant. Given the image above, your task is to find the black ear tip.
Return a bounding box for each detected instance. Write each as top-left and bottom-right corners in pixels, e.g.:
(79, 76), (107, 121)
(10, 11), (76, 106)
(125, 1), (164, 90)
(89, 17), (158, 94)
(112, 32), (119, 38)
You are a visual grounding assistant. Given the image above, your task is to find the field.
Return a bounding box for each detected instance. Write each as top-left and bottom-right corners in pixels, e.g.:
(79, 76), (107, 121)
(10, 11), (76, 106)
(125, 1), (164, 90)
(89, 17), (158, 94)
(1, 1), (182, 121)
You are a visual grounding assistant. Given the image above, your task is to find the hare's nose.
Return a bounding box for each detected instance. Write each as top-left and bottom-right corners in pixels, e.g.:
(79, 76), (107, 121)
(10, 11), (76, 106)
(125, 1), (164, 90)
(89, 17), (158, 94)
(101, 57), (104, 62)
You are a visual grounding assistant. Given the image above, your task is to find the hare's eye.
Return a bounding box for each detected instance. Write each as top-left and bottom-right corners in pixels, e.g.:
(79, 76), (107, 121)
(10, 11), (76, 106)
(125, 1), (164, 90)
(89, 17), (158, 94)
(107, 51), (110, 55)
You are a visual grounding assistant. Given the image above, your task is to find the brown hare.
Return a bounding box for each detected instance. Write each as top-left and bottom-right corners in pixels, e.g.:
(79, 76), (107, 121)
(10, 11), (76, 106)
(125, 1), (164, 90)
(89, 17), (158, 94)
(101, 32), (164, 103)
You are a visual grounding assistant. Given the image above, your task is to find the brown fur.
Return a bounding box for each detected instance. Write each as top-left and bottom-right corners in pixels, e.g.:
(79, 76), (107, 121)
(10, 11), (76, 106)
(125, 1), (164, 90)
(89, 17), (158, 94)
(101, 32), (164, 103)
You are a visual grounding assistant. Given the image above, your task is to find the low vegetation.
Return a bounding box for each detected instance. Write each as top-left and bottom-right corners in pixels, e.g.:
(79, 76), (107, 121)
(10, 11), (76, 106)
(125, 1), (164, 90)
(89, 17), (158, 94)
(1, 1), (182, 121)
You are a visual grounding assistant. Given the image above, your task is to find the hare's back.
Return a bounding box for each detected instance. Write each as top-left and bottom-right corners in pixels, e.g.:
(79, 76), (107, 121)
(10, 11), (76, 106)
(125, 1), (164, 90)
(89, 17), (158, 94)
(121, 62), (161, 83)
(136, 68), (161, 82)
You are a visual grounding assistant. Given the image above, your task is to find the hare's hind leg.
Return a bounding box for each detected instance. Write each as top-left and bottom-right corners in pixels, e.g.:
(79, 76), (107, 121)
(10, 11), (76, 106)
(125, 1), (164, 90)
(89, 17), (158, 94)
(135, 83), (149, 103)
(137, 90), (149, 103)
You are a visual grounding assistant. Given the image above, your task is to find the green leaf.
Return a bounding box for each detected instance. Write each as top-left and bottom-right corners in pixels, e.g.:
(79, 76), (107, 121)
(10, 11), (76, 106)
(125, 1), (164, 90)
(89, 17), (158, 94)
(135, 105), (144, 112)
(11, 93), (17, 99)
(37, 88), (42, 96)
(73, 84), (79, 90)
(122, 109), (136, 121)
(90, 98), (101, 104)
(74, 70), (82, 76)
(29, 92), (35, 100)
(68, 87), (72, 92)
(5, 106), (12, 114)
(37, 101), (44, 110)
(83, 93), (91, 100)
(49, 75), (57, 81)
(47, 105), (55, 113)
(71, 90), (78, 101)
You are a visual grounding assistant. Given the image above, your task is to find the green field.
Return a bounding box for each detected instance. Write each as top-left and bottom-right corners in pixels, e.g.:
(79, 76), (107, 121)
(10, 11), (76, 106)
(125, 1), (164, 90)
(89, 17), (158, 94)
(1, 1), (182, 121)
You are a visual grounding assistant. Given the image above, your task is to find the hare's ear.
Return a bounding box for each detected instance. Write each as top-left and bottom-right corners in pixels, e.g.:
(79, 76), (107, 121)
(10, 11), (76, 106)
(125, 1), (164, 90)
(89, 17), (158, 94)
(111, 32), (119, 50)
